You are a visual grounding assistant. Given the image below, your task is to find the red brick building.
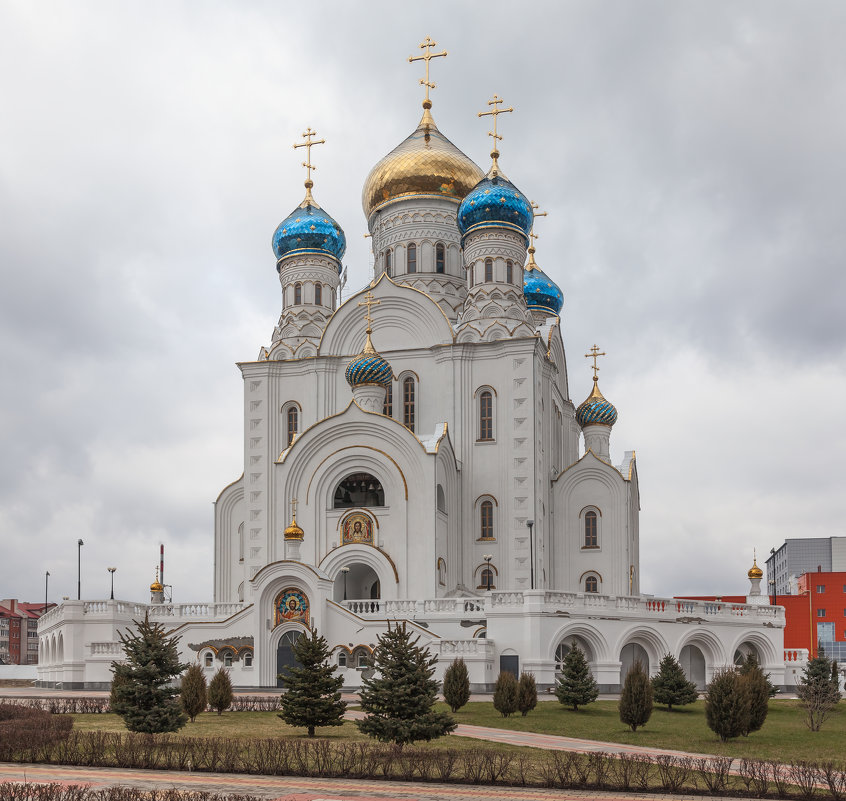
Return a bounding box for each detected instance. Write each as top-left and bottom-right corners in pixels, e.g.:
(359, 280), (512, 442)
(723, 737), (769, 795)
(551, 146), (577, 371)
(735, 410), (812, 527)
(0, 599), (54, 665)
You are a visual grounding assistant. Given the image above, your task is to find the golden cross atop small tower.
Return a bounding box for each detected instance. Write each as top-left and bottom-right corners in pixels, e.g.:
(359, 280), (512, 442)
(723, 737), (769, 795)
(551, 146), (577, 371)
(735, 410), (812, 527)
(409, 36), (447, 108)
(527, 201), (547, 266)
(293, 127), (325, 198)
(357, 289), (381, 356)
(478, 94), (513, 173)
(585, 344), (607, 382)
(290, 497), (298, 521)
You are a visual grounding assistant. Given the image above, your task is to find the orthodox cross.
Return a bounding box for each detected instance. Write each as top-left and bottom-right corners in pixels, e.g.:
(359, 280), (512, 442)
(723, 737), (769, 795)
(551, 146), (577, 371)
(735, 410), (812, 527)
(358, 289), (381, 333)
(478, 94), (513, 165)
(293, 127), (325, 187)
(529, 201), (547, 248)
(290, 497), (298, 521)
(409, 36), (447, 105)
(585, 344), (606, 380)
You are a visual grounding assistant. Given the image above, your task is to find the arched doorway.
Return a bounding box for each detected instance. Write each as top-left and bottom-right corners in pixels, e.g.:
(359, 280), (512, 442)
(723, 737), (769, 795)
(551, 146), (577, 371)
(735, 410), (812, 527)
(734, 641), (760, 666)
(555, 636), (594, 673)
(276, 630), (302, 688)
(334, 563), (381, 602)
(680, 644), (707, 690)
(619, 642), (649, 683)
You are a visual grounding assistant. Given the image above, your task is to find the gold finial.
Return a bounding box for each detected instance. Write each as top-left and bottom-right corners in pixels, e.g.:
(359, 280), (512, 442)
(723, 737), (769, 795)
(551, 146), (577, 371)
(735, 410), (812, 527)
(527, 201), (547, 268)
(291, 497), (298, 521)
(478, 94), (513, 175)
(284, 497), (304, 540)
(357, 289), (381, 352)
(293, 127), (325, 203)
(585, 344), (606, 382)
(409, 36), (447, 109)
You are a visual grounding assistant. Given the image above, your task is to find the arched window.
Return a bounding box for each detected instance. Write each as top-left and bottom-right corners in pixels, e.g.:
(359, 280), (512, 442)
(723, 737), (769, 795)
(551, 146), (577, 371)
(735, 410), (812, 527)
(584, 511), (598, 548)
(480, 568), (495, 591)
(314, 283), (322, 306)
(337, 650), (347, 668)
(331, 287), (337, 308)
(435, 243), (445, 273)
(484, 258), (493, 283)
(437, 557), (447, 586)
(385, 249), (392, 277)
(506, 260), (513, 284)
(352, 646), (370, 668)
(287, 406), (298, 447)
(383, 382), (392, 417)
(469, 264), (474, 288)
(294, 283), (302, 305)
(238, 523), (244, 562)
(243, 650), (253, 667)
(585, 575), (598, 593)
(204, 652), (213, 668)
(403, 376), (415, 432)
(333, 473), (385, 508)
(480, 500), (494, 540)
(223, 650), (233, 667)
(407, 243), (417, 273)
(478, 391), (493, 441)
(436, 484), (446, 513)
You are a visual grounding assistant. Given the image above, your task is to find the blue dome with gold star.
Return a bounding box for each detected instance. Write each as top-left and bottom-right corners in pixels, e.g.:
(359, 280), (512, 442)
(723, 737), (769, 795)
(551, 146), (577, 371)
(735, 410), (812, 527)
(457, 170), (532, 243)
(272, 195), (346, 268)
(575, 380), (618, 428)
(345, 334), (392, 388)
(523, 260), (564, 315)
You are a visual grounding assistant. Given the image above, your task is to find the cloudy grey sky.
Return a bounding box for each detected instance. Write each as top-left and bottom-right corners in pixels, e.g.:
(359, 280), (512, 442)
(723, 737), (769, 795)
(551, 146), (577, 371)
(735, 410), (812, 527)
(1, 1), (844, 606)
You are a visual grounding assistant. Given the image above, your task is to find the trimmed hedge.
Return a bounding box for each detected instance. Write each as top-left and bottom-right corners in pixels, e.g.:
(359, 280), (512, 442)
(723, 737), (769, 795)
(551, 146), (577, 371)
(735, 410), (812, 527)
(0, 786), (262, 801)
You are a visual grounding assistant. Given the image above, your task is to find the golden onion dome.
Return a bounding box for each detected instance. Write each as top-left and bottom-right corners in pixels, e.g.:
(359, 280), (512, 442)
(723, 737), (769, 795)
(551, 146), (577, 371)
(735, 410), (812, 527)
(150, 576), (164, 593)
(748, 558), (763, 580)
(362, 104), (484, 219)
(284, 514), (304, 541)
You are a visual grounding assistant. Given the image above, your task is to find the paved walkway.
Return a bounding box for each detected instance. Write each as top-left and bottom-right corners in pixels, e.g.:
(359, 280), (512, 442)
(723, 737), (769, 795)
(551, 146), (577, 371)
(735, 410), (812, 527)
(0, 762), (737, 801)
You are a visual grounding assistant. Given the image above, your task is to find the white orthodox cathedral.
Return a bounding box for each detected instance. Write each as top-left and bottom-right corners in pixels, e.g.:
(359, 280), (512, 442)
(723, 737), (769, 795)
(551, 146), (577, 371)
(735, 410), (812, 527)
(38, 42), (793, 692)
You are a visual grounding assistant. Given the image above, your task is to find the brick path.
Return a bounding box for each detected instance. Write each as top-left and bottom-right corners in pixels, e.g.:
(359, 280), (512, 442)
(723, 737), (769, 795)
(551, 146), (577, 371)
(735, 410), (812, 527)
(0, 762), (740, 800)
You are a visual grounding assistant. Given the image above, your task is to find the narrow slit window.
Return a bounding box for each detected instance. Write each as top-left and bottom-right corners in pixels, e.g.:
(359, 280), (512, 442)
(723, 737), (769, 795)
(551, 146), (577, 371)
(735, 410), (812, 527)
(584, 511), (598, 548)
(314, 283), (322, 305)
(403, 376), (415, 432)
(479, 391), (493, 440)
(436, 243), (445, 273)
(506, 260), (513, 284)
(294, 283), (302, 305)
(287, 406), (298, 447)
(385, 249), (392, 277)
(383, 382), (392, 417)
(480, 500), (494, 540)
(484, 258), (493, 283)
(407, 243), (417, 273)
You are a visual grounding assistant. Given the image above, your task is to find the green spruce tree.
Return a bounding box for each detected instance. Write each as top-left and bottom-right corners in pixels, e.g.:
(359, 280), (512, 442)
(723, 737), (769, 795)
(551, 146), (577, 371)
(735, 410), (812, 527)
(442, 658), (471, 713)
(797, 653), (840, 731)
(517, 672), (538, 717)
(651, 652), (698, 711)
(493, 671), (518, 717)
(110, 613), (188, 733)
(555, 643), (599, 711)
(180, 663), (208, 723)
(356, 622), (456, 746)
(277, 627), (346, 737)
(619, 660), (653, 731)
(208, 667), (233, 715)
(705, 668), (750, 742)
(738, 653), (769, 735)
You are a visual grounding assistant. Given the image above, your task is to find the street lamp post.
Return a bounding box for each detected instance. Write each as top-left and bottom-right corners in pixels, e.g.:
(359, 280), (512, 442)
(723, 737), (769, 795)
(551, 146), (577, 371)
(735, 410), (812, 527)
(77, 539), (84, 601)
(769, 547), (778, 606)
(45, 571), (50, 614)
(341, 567), (350, 601)
(108, 567), (117, 600)
(483, 554), (493, 591)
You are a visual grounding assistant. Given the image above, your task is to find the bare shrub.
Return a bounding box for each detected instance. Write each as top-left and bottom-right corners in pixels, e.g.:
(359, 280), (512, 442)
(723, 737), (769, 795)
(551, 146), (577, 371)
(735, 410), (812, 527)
(820, 761), (846, 801)
(738, 757), (770, 797)
(788, 760), (821, 801)
(694, 756), (732, 794)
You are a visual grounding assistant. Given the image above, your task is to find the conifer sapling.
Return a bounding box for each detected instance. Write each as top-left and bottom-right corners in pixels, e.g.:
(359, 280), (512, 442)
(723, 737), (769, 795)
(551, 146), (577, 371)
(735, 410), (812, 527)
(555, 642), (599, 711)
(442, 658), (471, 713)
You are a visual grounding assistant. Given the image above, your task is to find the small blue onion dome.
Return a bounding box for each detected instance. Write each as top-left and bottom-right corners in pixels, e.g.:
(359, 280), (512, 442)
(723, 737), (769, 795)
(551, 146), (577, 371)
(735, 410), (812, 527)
(345, 333), (392, 388)
(576, 380), (618, 427)
(523, 252), (564, 315)
(272, 189), (346, 268)
(457, 169), (533, 243)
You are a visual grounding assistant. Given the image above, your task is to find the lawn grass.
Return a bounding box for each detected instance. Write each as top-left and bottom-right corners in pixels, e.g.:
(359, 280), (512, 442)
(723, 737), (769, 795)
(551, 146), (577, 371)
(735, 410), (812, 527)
(440, 698), (846, 763)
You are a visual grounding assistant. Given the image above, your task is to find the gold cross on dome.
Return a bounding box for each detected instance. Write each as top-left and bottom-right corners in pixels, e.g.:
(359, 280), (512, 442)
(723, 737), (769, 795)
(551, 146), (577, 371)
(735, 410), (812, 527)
(290, 497), (298, 520)
(478, 94), (513, 163)
(409, 36), (447, 106)
(293, 127), (325, 188)
(358, 289), (381, 333)
(529, 201), (547, 247)
(585, 344), (606, 380)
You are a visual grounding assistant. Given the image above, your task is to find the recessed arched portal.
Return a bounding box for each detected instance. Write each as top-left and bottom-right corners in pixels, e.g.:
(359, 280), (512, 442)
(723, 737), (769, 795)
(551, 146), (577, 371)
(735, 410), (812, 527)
(334, 562), (381, 602)
(276, 630), (303, 689)
(734, 641), (760, 666)
(680, 644), (707, 690)
(619, 642), (649, 682)
(555, 636), (594, 671)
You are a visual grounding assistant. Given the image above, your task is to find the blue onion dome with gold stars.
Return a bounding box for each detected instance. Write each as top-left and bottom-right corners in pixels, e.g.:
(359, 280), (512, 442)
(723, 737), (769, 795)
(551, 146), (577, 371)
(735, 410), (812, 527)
(523, 247), (564, 315)
(272, 185), (346, 269)
(362, 105), (484, 218)
(345, 332), (393, 388)
(457, 167), (533, 243)
(576, 379), (618, 428)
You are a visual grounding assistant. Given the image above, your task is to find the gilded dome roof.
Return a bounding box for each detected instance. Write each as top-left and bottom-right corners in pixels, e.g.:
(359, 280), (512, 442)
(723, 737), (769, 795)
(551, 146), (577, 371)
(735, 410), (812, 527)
(362, 106), (484, 219)
(576, 380), (618, 428)
(284, 516), (304, 541)
(748, 558), (763, 579)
